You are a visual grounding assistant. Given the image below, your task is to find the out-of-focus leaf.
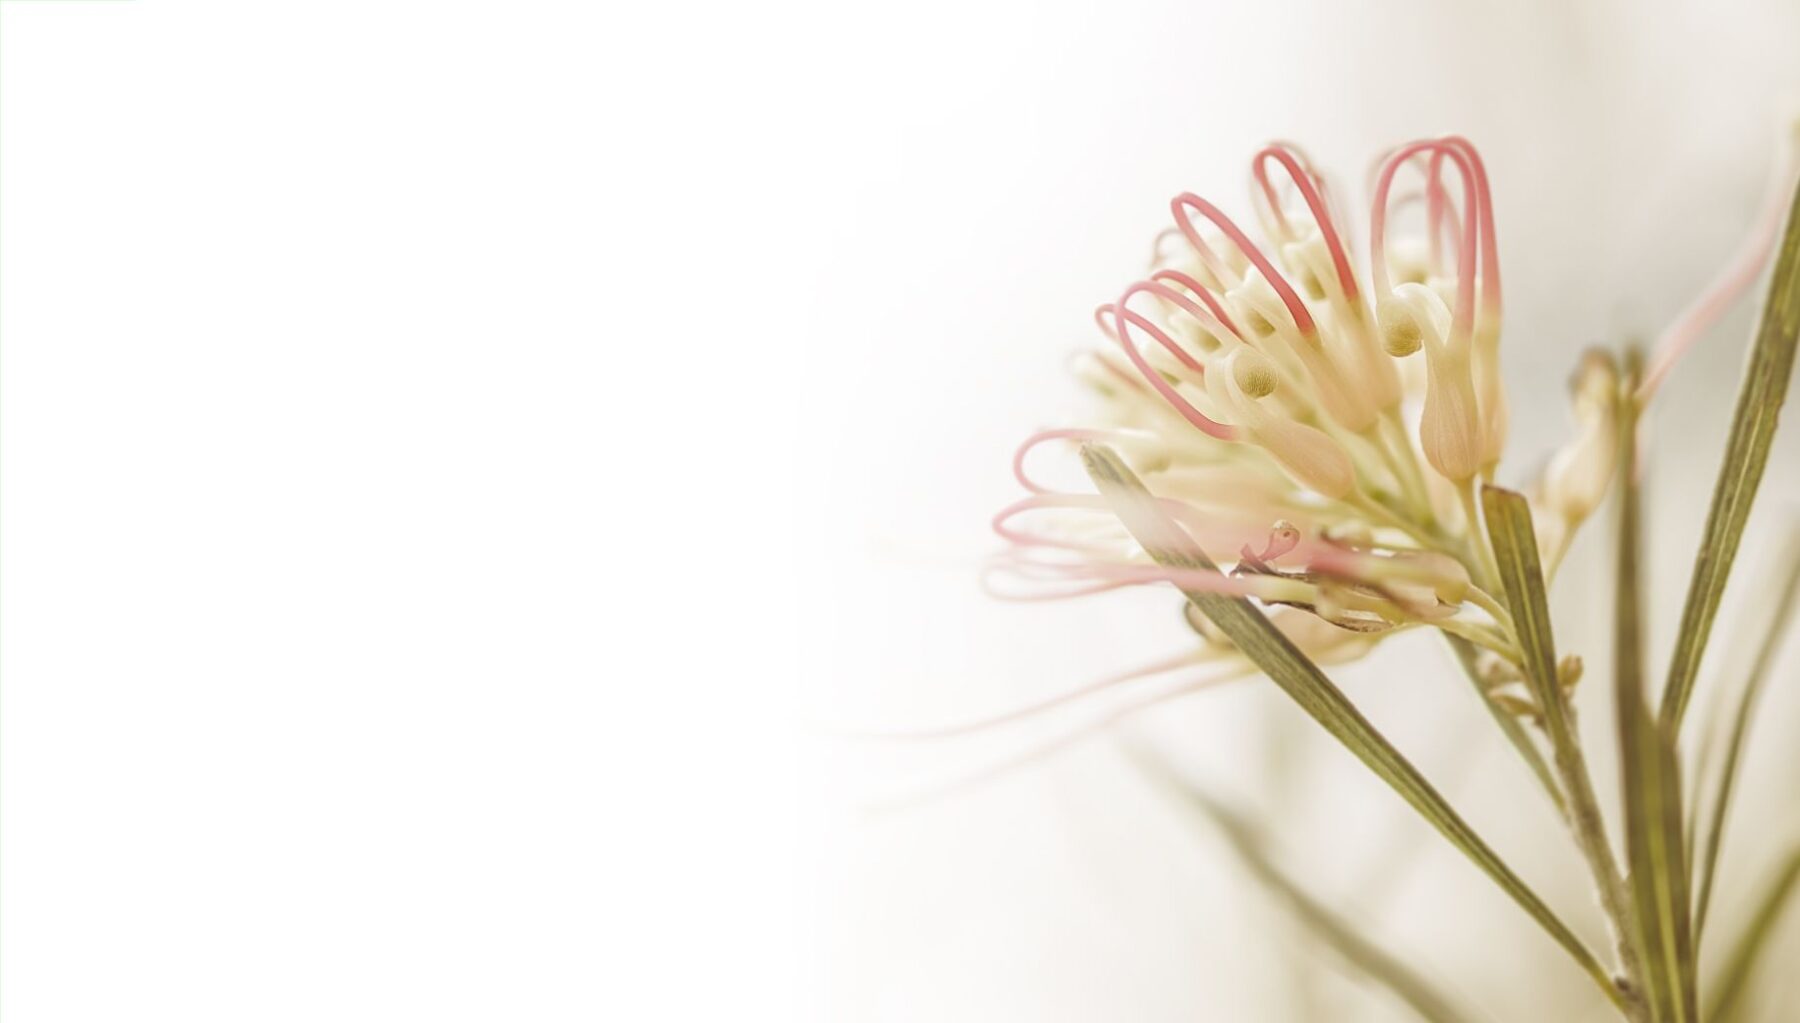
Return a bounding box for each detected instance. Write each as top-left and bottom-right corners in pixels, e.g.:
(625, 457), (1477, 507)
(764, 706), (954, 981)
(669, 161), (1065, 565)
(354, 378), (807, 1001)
(1482, 484), (1646, 1014)
(1608, 378), (1697, 1023)
(1124, 744), (1478, 1023)
(1661, 178), (1800, 734)
(1693, 527), (1800, 945)
(1705, 849), (1800, 1023)
(1081, 444), (1622, 1011)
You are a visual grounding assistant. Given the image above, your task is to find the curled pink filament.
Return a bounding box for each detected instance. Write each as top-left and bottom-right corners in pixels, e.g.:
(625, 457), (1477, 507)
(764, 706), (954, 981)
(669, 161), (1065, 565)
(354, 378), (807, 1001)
(1252, 143), (1359, 301)
(1371, 140), (1482, 343)
(1111, 283), (1238, 440)
(1011, 427), (1147, 495)
(1169, 192), (1317, 336)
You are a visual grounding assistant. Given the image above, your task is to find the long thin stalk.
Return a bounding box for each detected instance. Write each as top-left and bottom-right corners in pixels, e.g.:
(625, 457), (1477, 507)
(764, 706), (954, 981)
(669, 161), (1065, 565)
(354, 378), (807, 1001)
(1611, 365), (1698, 1023)
(1482, 485), (1648, 1022)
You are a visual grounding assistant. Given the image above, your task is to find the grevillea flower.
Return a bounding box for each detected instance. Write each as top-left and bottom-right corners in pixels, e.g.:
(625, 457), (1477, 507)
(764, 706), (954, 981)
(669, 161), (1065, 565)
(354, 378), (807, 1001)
(993, 133), (1795, 707)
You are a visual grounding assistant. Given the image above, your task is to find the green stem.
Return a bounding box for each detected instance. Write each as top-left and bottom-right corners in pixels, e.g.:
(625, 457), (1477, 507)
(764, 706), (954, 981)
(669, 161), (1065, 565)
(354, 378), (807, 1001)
(1456, 479), (1503, 593)
(1548, 706), (1651, 1023)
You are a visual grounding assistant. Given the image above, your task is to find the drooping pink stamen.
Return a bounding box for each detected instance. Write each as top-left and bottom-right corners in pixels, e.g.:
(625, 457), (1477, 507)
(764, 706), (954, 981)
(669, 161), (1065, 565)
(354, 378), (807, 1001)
(1011, 428), (1148, 495)
(992, 555), (1303, 600)
(1640, 159), (1800, 400)
(1147, 226), (1185, 269)
(1171, 192), (1319, 336)
(1112, 284), (1237, 439)
(1071, 341), (1152, 396)
(993, 491), (1284, 561)
(1103, 290), (1217, 373)
(1372, 141), (1481, 341)
(1432, 135), (1504, 311)
(1148, 269), (1245, 339)
(1253, 144), (1359, 299)
(1253, 142), (1340, 237)
(997, 476), (1346, 582)
(1114, 304), (1208, 376)
(1426, 148), (1451, 271)
(1093, 304), (1118, 338)
(1251, 150), (1296, 239)
(991, 493), (1124, 554)
(1134, 278), (1241, 348)
(980, 568), (1133, 602)
(1271, 140), (1334, 209)
(1388, 186), (1464, 270)
(1437, 135), (1502, 315)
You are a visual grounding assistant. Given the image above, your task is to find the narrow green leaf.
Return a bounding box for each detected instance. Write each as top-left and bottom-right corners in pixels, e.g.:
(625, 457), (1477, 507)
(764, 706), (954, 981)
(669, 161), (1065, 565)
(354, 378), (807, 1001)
(1705, 849), (1800, 1023)
(1478, 487), (1580, 758)
(1125, 744), (1479, 1023)
(1081, 444), (1623, 1011)
(1610, 373), (1698, 1023)
(1661, 176), (1800, 734)
(1482, 484), (1646, 1017)
(1692, 527), (1800, 946)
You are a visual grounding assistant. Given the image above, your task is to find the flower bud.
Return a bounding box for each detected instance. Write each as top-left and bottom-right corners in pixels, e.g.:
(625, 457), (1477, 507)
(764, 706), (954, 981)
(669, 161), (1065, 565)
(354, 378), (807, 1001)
(1542, 350), (1620, 523)
(1420, 344), (1482, 482)
(1394, 285), (1481, 482)
(1558, 654), (1584, 693)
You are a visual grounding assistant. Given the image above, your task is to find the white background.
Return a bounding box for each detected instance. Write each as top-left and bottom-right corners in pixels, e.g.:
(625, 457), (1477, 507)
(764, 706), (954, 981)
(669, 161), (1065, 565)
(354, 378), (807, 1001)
(2, 2), (806, 1020)
(7, 1), (1800, 1021)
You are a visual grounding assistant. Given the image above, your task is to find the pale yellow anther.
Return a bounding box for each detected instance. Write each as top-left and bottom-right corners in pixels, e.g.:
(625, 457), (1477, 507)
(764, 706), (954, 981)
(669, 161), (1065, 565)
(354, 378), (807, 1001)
(1232, 348), (1279, 398)
(1377, 295), (1424, 357)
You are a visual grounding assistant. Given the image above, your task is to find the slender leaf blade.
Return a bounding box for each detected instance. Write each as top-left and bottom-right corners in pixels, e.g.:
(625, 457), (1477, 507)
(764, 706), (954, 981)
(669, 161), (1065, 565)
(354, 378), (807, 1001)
(1611, 372), (1697, 1023)
(1479, 487), (1585, 761)
(1081, 444), (1622, 1010)
(1705, 849), (1800, 1023)
(1693, 527), (1800, 945)
(1126, 744), (1479, 1023)
(1661, 176), (1800, 733)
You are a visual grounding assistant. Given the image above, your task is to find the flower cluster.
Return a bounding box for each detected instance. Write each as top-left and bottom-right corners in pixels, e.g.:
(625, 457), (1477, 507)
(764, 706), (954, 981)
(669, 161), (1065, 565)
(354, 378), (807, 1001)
(993, 137), (1625, 678)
